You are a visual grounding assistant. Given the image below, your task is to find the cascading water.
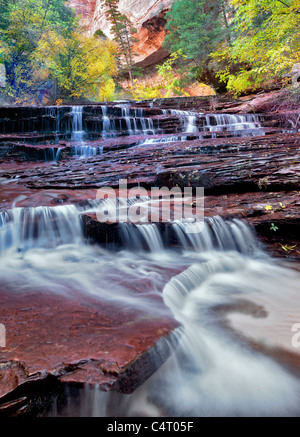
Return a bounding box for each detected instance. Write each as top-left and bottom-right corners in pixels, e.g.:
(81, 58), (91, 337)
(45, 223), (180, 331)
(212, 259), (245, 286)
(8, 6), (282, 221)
(0, 205), (83, 254)
(168, 109), (199, 134)
(49, 104), (267, 143)
(37, 210), (300, 417)
(204, 113), (265, 136)
(139, 135), (188, 146)
(72, 145), (103, 158)
(71, 106), (84, 141)
(1, 202), (297, 417)
(101, 105), (116, 138)
(172, 216), (257, 254)
(0, 100), (297, 418)
(119, 217), (257, 255)
(115, 105), (157, 136)
(165, 109), (264, 137)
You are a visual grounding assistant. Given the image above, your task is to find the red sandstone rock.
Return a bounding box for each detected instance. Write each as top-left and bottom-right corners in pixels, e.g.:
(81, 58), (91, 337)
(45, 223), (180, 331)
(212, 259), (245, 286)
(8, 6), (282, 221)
(68, 0), (172, 67)
(0, 282), (179, 407)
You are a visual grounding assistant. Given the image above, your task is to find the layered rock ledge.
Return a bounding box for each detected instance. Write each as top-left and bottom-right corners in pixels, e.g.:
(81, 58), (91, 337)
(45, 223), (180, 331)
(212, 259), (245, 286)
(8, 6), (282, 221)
(0, 286), (179, 416)
(0, 96), (299, 415)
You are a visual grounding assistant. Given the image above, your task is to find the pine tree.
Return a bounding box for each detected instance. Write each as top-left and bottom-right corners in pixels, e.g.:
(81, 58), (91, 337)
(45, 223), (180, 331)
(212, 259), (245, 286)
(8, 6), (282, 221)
(164, 0), (227, 68)
(102, 0), (136, 83)
(213, 0), (300, 94)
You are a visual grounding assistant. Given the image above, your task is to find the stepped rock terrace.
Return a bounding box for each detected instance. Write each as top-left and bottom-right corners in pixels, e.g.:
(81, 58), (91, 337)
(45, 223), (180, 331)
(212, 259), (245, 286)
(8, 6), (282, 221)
(0, 96), (300, 416)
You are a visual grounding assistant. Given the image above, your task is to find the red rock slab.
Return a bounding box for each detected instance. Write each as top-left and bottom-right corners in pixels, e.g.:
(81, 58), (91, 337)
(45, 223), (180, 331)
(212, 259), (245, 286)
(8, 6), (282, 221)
(82, 190), (300, 259)
(3, 132), (298, 192)
(0, 182), (154, 211)
(0, 181), (101, 211)
(0, 274), (180, 403)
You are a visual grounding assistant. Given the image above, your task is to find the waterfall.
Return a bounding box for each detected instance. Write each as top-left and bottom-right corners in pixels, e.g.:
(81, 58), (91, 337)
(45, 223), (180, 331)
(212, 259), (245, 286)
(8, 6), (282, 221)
(119, 216), (257, 255)
(1, 100), (298, 418)
(116, 105), (157, 136)
(101, 105), (116, 138)
(140, 117), (155, 135)
(21, 146), (61, 162)
(72, 145), (103, 158)
(154, 255), (300, 417)
(203, 113), (264, 136)
(44, 147), (62, 162)
(165, 109), (264, 136)
(44, 228), (300, 417)
(121, 106), (136, 135)
(120, 223), (165, 252)
(139, 135), (188, 146)
(186, 115), (198, 133)
(172, 216), (257, 254)
(71, 106), (84, 141)
(0, 205), (83, 255)
(168, 109), (199, 134)
(1, 201), (299, 417)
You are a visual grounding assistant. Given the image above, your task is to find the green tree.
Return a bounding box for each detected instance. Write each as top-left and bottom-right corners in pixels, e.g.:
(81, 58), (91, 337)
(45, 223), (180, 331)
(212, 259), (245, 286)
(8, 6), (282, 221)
(213, 0), (300, 94)
(157, 51), (189, 97)
(0, 0), (117, 102)
(0, 0), (75, 101)
(33, 30), (117, 101)
(102, 0), (137, 83)
(164, 0), (230, 68)
(0, 0), (10, 33)
(163, 0), (232, 91)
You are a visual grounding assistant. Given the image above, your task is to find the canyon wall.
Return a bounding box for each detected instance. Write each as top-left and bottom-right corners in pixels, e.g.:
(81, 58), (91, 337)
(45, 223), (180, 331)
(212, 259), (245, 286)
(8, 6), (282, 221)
(68, 0), (173, 67)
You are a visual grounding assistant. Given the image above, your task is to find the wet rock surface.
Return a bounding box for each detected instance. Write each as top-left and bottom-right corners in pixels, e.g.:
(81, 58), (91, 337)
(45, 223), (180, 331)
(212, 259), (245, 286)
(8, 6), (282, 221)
(0, 96), (299, 415)
(0, 283), (179, 415)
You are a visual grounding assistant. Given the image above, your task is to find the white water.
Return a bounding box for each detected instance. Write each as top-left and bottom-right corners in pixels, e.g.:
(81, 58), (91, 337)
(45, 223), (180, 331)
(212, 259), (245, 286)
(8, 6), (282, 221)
(1, 204), (299, 417)
(172, 216), (257, 254)
(46, 249), (300, 417)
(166, 109), (265, 136)
(120, 106), (156, 135)
(0, 205), (83, 254)
(72, 145), (103, 158)
(71, 106), (84, 141)
(67, 105), (265, 141)
(204, 114), (265, 136)
(139, 135), (188, 146)
(169, 109), (199, 134)
(101, 105), (116, 138)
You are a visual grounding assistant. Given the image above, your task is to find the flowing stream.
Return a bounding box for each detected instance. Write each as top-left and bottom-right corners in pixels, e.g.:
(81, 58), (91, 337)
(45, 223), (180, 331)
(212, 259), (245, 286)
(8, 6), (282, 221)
(0, 103), (299, 417)
(0, 202), (299, 417)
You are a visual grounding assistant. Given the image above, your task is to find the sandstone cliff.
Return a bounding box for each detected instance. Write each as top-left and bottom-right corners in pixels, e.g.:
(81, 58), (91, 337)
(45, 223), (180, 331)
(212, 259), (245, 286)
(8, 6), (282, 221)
(68, 0), (173, 67)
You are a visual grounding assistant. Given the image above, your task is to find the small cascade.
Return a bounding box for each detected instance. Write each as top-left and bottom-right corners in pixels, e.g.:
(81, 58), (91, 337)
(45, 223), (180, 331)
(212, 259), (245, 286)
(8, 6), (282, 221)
(101, 106), (116, 138)
(44, 147), (60, 162)
(163, 109), (264, 137)
(120, 223), (165, 252)
(21, 146), (62, 162)
(172, 216), (257, 254)
(116, 105), (157, 136)
(44, 147), (62, 162)
(118, 216), (258, 255)
(71, 106), (84, 141)
(72, 145), (103, 158)
(155, 254), (300, 417)
(120, 106), (137, 135)
(140, 117), (155, 135)
(203, 113), (264, 136)
(44, 215), (300, 417)
(139, 135), (188, 146)
(168, 109), (200, 134)
(0, 205), (83, 255)
(186, 115), (198, 133)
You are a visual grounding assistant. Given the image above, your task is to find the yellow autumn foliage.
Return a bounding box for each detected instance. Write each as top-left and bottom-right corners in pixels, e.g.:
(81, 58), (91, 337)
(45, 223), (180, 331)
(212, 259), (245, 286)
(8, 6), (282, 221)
(33, 30), (117, 101)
